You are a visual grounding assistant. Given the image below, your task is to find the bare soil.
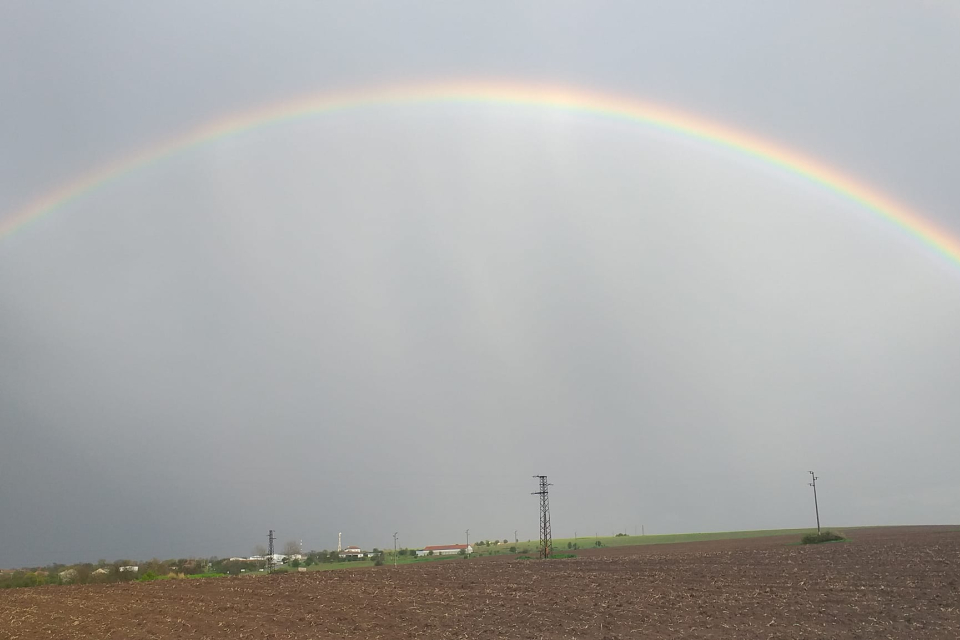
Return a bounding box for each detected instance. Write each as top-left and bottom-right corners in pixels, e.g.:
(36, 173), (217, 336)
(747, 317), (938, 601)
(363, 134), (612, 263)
(2, 525), (958, 639)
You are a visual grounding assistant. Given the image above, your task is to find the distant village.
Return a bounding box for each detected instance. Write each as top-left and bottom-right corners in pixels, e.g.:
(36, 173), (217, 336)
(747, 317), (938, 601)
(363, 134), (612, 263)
(0, 537), (524, 588)
(235, 543), (475, 568)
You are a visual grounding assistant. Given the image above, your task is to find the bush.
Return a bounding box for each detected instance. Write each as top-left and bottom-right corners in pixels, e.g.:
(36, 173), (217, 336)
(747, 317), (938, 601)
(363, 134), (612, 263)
(509, 546), (517, 553)
(374, 557), (384, 566)
(139, 571), (160, 582)
(801, 531), (845, 545)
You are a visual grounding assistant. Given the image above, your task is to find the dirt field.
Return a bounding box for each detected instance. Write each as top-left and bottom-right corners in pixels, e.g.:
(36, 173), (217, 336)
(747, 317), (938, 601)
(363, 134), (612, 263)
(2, 526), (958, 639)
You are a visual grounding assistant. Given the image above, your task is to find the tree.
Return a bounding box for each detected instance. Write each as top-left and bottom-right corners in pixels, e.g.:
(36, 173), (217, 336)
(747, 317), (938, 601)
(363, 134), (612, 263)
(282, 540), (301, 556)
(253, 545), (268, 557)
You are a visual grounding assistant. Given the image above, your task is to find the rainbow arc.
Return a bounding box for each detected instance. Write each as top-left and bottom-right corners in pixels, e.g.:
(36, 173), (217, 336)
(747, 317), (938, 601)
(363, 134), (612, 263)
(2, 80), (957, 268)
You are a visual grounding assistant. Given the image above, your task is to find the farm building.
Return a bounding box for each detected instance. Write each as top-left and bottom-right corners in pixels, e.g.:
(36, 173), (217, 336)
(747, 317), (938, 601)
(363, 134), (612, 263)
(339, 546), (368, 559)
(416, 544), (473, 557)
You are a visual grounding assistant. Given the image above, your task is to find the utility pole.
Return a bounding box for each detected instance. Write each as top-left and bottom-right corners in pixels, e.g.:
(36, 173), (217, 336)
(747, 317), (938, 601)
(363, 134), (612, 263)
(338, 532), (342, 553)
(809, 471), (821, 534)
(532, 475), (553, 559)
(393, 532), (398, 569)
(514, 530), (518, 544)
(465, 529), (470, 547)
(267, 529), (276, 571)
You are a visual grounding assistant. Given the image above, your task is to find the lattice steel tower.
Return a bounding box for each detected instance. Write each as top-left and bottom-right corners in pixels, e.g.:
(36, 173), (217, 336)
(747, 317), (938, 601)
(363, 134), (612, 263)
(532, 475), (552, 559)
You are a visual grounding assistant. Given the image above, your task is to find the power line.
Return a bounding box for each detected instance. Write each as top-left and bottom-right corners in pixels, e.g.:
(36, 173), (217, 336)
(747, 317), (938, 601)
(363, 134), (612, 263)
(531, 475), (552, 559)
(808, 471), (821, 534)
(267, 529), (276, 571)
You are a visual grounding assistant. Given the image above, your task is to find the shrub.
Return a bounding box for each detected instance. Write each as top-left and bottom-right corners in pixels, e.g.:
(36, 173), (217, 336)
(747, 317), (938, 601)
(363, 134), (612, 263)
(801, 531), (845, 545)
(374, 557), (384, 566)
(139, 571), (160, 582)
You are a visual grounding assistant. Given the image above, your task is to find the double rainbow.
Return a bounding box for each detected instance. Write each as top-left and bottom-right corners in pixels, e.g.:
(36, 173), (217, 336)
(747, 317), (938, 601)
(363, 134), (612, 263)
(2, 80), (957, 268)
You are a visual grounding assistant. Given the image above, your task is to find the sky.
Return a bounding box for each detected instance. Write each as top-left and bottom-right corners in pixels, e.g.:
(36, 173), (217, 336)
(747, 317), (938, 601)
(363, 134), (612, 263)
(1, 2), (959, 568)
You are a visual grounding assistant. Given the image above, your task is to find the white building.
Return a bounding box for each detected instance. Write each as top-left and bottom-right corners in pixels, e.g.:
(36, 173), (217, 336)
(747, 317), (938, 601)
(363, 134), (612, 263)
(416, 544), (473, 557)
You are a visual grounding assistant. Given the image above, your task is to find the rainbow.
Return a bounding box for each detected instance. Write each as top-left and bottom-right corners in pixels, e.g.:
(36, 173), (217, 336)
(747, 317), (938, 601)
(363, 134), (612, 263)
(2, 80), (958, 267)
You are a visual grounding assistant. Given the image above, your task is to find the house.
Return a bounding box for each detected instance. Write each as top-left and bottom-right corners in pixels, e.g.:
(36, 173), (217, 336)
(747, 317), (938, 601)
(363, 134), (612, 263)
(338, 546), (367, 559)
(119, 566), (139, 573)
(416, 544), (473, 557)
(92, 568), (110, 576)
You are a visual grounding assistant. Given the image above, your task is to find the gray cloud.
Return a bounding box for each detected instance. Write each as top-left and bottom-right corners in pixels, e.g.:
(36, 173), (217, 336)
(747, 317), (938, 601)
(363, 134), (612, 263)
(1, 1), (959, 567)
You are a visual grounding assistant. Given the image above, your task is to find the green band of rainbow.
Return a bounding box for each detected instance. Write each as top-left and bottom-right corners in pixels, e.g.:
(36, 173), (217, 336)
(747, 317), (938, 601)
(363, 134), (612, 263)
(2, 80), (958, 268)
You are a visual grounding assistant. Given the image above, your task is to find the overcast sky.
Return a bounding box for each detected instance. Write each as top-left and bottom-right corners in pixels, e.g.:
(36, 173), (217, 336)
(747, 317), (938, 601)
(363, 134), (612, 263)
(2, 2), (959, 568)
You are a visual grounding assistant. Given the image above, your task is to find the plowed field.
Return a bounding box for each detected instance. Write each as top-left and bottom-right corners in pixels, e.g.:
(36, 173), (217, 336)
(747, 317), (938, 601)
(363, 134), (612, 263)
(3, 526), (958, 639)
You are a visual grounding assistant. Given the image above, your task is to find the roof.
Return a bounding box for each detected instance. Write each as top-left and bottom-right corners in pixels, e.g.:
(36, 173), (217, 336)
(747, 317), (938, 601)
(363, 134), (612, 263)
(423, 544), (470, 551)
